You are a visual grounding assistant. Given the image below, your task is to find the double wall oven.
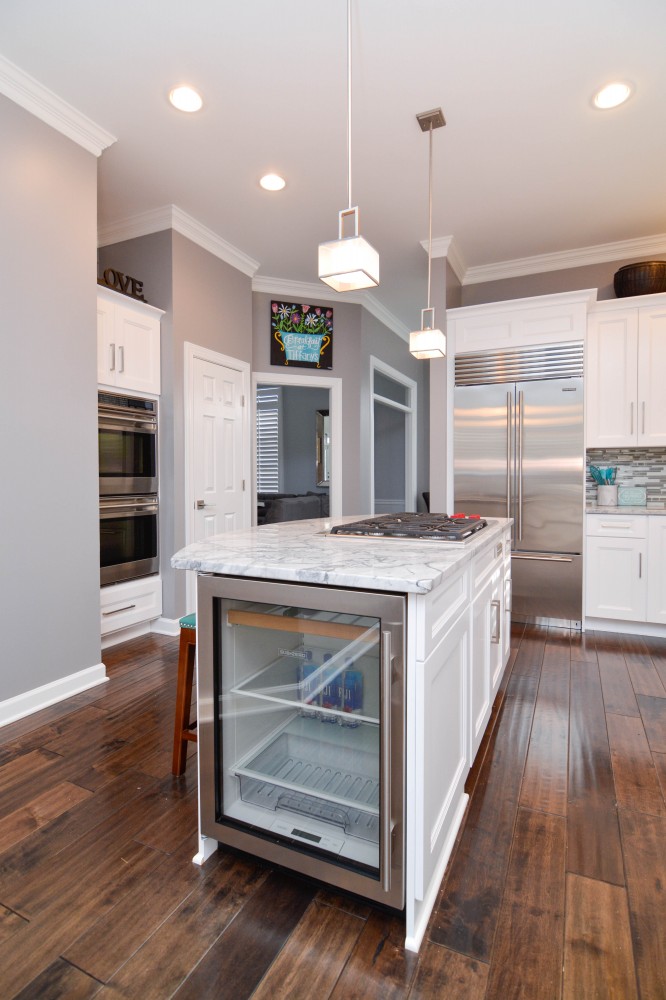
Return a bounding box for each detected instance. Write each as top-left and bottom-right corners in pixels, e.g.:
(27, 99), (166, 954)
(98, 391), (159, 586)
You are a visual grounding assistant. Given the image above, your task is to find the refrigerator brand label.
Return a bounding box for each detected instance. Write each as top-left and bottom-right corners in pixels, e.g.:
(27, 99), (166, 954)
(279, 648), (311, 660)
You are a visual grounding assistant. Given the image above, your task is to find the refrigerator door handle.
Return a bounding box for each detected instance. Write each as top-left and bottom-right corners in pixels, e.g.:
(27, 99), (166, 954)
(506, 391), (512, 524)
(517, 390), (524, 541)
(381, 629), (392, 893)
(512, 554), (574, 563)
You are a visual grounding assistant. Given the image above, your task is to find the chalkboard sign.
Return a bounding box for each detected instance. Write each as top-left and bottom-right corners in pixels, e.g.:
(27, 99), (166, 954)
(270, 301), (333, 370)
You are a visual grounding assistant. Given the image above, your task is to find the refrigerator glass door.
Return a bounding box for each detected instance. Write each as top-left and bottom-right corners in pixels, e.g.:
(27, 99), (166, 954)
(454, 383), (513, 525)
(515, 377), (584, 555)
(197, 576), (405, 908)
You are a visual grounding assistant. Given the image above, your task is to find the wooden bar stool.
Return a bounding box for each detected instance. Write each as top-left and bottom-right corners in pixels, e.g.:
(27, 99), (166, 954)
(172, 613), (197, 775)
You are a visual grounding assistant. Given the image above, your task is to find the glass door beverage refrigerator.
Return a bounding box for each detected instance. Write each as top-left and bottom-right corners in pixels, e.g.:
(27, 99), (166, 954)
(197, 574), (405, 908)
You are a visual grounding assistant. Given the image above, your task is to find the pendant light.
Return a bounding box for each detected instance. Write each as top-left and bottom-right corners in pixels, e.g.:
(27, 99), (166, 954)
(409, 108), (447, 359)
(318, 0), (379, 292)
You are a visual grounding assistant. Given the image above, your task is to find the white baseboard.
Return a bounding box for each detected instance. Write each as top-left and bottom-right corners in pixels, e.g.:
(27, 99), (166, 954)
(586, 617), (666, 638)
(101, 621), (150, 649)
(0, 662), (108, 728)
(151, 616), (181, 637)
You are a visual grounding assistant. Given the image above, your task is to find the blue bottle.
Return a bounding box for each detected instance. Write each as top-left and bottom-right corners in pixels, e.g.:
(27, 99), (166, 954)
(320, 653), (339, 722)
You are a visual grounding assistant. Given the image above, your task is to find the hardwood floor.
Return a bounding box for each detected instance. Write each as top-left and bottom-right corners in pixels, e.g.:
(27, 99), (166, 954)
(0, 624), (664, 998)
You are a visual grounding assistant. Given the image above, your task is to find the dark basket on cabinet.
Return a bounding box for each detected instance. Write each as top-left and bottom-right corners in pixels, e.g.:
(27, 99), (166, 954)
(613, 261), (666, 298)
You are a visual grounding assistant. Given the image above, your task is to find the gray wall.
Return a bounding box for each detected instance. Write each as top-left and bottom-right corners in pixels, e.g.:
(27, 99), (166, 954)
(1, 96), (100, 702)
(99, 231), (253, 619)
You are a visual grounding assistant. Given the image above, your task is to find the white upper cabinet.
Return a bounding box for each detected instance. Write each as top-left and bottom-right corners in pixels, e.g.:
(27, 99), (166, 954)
(586, 294), (666, 448)
(97, 286), (163, 395)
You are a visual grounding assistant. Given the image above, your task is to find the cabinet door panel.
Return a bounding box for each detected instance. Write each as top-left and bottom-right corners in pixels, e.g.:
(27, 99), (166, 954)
(471, 576), (493, 761)
(638, 307), (666, 446)
(647, 518), (666, 624)
(586, 310), (638, 447)
(415, 612), (469, 900)
(585, 535), (646, 621)
(97, 296), (117, 386)
(115, 305), (161, 394)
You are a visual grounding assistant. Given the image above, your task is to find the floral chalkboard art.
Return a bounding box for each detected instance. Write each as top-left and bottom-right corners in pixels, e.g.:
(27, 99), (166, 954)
(270, 301), (333, 369)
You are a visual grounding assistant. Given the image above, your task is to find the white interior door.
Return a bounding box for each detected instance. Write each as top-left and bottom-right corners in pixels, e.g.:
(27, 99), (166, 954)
(193, 356), (245, 537)
(185, 344), (251, 614)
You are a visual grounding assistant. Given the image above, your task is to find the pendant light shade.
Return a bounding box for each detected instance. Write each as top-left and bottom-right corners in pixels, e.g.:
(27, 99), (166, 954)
(409, 308), (446, 359)
(410, 108), (446, 359)
(319, 208), (380, 292)
(318, 0), (379, 291)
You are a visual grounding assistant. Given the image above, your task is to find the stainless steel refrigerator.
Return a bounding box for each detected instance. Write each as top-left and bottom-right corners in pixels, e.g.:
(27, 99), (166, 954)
(454, 342), (584, 628)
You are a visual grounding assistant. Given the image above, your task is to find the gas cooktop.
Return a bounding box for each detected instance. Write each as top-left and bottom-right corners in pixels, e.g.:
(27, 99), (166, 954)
(329, 512), (488, 542)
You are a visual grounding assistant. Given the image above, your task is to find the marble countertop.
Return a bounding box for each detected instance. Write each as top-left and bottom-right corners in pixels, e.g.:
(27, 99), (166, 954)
(586, 505), (666, 516)
(171, 515), (511, 594)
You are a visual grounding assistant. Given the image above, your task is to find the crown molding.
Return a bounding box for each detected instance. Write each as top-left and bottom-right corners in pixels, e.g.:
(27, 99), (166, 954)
(0, 55), (115, 156)
(422, 235), (467, 286)
(252, 275), (409, 341)
(463, 232), (666, 285)
(97, 205), (260, 277)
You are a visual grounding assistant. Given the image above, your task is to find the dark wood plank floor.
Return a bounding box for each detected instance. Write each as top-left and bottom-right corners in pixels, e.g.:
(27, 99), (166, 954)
(0, 624), (664, 999)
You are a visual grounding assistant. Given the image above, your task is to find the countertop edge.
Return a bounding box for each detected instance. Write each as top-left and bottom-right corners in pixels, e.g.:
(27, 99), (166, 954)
(171, 517), (511, 594)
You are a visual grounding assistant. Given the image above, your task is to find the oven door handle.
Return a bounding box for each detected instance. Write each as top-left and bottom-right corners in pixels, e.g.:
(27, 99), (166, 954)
(98, 415), (157, 433)
(100, 499), (158, 515)
(381, 629), (393, 893)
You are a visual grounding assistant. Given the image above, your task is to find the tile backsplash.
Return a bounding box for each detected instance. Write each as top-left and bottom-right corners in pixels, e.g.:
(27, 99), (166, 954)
(586, 448), (666, 504)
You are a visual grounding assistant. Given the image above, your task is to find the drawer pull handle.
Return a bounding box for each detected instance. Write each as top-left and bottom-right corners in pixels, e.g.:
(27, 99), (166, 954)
(491, 599), (501, 643)
(103, 603), (137, 616)
(600, 522), (631, 529)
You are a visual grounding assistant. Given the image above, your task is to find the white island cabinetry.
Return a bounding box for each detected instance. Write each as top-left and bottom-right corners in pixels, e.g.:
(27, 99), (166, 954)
(172, 515), (512, 953)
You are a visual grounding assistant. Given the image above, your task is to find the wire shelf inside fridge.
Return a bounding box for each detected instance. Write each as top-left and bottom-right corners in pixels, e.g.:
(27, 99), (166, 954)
(233, 718), (380, 843)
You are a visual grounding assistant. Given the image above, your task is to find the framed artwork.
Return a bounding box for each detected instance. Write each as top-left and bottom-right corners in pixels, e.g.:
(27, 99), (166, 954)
(270, 301), (333, 369)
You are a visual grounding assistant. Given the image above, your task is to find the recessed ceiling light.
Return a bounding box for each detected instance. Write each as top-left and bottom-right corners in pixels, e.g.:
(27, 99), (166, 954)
(169, 86), (203, 113)
(260, 173), (286, 192)
(593, 81), (632, 110)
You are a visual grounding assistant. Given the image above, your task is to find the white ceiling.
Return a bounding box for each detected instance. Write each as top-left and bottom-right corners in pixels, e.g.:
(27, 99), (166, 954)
(1, 0), (665, 332)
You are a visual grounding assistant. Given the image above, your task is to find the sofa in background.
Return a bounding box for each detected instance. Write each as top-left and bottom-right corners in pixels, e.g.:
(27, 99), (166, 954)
(258, 491), (330, 524)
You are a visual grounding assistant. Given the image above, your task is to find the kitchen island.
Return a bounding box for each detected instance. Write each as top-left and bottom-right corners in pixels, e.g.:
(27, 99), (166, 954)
(172, 514), (512, 951)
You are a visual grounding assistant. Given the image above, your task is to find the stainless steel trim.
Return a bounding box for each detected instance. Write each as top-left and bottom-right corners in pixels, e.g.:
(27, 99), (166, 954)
(517, 390), (524, 541)
(196, 576), (406, 909)
(455, 342), (584, 385)
(102, 604), (137, 616)
(491, 600), (501, 643)
(381, 629), (392, 893)
(512, 554), (574, 563)
(506, 391), (512, 521)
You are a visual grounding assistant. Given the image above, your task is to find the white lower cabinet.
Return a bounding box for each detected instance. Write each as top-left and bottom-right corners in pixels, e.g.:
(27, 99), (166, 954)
(584, 514), (666, 625)
(415, 609), (470, 902)
(647, 517), (666, 624)
(411, 528), (511, 916)
(469, 539), (504, 761)
(100, 576), (162, 636)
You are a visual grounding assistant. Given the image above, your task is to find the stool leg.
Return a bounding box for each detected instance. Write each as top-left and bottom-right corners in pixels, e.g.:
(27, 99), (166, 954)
(172, 633), (196, 776)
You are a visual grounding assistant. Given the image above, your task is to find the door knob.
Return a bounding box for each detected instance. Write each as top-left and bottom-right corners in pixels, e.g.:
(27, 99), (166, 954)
(195, 499), (206, 510)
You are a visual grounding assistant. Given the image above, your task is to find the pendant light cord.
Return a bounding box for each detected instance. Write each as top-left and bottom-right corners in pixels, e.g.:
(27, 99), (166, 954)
(347, 0), (352, 210)
(427, 121), (433, 312)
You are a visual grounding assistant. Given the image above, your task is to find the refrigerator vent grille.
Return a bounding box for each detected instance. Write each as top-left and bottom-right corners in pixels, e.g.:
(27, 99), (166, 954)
(455, 342), (584, 385)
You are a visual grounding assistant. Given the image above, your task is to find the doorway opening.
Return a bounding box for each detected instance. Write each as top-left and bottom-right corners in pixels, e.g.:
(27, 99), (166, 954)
(252, 372), (342, 524)
(370, 358), (417, 514)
